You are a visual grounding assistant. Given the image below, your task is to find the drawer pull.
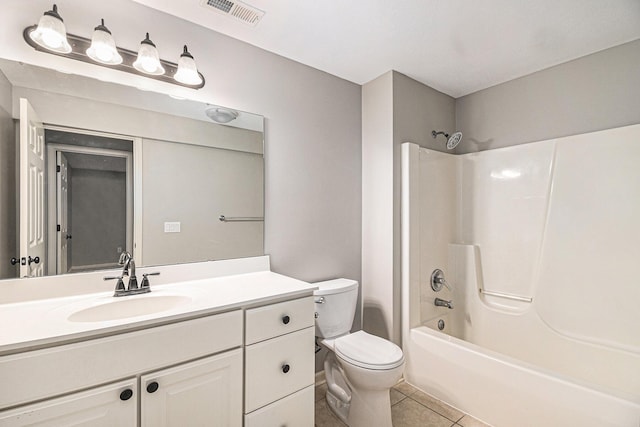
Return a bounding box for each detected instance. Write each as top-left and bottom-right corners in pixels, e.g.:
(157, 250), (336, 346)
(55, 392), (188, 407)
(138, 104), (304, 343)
(282, 364), (290, 374)
(282, 315), (290, 325)
(119, 388), (133, 401)
(146, 381), (159, 393)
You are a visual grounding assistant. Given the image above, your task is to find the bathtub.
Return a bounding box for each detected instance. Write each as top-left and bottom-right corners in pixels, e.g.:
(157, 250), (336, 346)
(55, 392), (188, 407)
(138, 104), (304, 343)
(400, 129), (640, 427)
(404, 325), (640, 427)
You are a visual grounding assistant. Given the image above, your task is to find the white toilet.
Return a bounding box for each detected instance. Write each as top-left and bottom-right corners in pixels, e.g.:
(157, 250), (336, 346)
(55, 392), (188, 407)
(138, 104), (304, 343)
(314, 279), (404, 427)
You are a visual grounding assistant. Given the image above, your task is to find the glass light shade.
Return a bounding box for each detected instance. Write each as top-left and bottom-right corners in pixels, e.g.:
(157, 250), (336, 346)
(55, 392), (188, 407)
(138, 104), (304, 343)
(174, 46), (203, 86)
(205, 107), (238, 124)
(133, 33), (165, 76)
(86, 20), (122, 65)
(29, 5), (72, 53)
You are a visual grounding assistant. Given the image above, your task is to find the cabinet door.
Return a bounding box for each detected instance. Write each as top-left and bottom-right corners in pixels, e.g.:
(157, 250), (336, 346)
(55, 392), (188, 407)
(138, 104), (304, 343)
(0, 379), (136, 426)
(141, 349), (242, 427)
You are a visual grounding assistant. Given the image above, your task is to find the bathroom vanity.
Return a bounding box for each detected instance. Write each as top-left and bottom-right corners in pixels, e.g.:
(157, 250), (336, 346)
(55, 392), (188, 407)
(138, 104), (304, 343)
(0, 256), (316, 426)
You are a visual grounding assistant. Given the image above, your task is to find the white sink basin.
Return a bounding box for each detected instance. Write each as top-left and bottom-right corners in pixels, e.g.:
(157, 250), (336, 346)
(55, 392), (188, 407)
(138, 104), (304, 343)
(67, 295), (192, 323)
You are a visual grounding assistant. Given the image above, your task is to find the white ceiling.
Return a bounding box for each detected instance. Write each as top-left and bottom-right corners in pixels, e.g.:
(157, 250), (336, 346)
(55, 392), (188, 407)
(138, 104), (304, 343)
(131, 0), (640, 98)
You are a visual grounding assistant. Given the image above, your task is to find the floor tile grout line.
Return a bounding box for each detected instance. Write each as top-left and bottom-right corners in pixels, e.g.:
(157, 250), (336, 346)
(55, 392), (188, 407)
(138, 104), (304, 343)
(404, 393), (464, 424)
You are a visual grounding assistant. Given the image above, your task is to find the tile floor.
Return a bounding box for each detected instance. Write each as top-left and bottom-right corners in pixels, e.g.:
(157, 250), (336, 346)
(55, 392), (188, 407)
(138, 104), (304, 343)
(314, 377), (491, 427)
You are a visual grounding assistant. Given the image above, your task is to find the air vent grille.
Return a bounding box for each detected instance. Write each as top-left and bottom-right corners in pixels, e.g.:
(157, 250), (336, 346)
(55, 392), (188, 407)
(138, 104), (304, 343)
(201, 0), (265, 26)
(207, 0), (234, 13)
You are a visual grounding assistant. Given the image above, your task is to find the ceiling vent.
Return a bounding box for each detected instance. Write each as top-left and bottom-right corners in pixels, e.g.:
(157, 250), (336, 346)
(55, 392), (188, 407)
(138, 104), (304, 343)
(201, 0), (265, 27)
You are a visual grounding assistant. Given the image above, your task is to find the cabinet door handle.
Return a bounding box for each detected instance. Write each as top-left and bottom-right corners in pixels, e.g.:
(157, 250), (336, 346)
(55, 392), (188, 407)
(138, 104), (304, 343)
(146, 381), (159, 393)
(282, 364), (290, 374)
(282, 315), (290, 325)
(119, 388), (133, 401)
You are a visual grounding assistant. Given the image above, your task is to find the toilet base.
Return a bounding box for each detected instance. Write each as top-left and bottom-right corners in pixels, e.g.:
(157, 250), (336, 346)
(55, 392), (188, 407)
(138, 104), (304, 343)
(323, 350), (403, 427)
(346, 387), (393, 427)
(325, 388), (350, 424)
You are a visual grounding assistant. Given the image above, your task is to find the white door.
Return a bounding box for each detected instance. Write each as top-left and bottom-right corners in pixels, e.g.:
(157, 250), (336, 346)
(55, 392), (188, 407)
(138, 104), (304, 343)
(0, 379), (137, 426)
(19, 98), (46, 277)
(57, 151), (70, 274)
(141, 349), (243, 427)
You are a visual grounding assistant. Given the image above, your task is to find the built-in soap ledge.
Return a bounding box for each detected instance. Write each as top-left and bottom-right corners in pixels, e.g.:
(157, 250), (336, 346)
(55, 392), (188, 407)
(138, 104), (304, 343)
(0, 256), (271, 304)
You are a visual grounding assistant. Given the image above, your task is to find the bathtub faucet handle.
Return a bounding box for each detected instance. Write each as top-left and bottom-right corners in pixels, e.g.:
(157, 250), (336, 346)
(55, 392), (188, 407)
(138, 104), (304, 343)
(431, 269), (452, 292)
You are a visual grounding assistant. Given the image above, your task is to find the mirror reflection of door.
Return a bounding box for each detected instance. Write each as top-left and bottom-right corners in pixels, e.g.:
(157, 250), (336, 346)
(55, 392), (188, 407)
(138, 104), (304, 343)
(46, 132), (133, 275)
(56, 151), (69, 274)
(18, 98), (45, 278)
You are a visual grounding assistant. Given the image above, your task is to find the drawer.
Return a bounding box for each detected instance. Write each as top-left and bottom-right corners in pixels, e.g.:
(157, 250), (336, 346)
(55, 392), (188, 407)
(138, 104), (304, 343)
(245, 297), (314, 344)
(245, 326), (315, 412)
(244, 385), (314, 427)
(0, 310), (242, 410)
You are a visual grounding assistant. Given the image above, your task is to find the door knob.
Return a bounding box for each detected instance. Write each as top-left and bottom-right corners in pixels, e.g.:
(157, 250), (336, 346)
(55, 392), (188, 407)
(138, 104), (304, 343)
(28, 256), (40, 265)
(65, 234), (72, 240)
(10, 257), (18, 265)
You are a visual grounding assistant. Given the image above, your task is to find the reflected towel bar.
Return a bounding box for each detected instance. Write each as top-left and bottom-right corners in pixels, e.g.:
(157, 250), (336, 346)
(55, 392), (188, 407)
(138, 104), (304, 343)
(219, 215), (264, 222)
(479, 289), (533, 303)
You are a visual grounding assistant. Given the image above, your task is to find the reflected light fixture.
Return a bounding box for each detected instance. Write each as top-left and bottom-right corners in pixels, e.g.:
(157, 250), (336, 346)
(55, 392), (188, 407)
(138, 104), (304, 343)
(174, 46), (203, 86)
(133, 33), (165, 76)
(206, 107), (239, 124)
(86, 19), (122, 65)
(23, 5), (205, 89)
(28, 4), (72, 54)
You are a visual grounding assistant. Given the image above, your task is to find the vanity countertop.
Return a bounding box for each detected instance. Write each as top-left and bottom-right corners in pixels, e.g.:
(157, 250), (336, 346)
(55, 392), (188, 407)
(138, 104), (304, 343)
(0, 271), (317, 356)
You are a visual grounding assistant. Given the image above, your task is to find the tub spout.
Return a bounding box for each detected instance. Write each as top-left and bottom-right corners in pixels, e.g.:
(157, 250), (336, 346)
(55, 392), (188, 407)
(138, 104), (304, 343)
(435, 298), (454, 309)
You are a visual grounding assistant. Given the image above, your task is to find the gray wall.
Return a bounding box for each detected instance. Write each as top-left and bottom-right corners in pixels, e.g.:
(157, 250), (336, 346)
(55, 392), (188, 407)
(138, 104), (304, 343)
(0, 71), (16, 279)
(0, 0), (362, 286)
(456, 39), (640, 153)
(70, 169), (127, 269)
(141, 139), (263, 266)
(362, 71), (455, 344)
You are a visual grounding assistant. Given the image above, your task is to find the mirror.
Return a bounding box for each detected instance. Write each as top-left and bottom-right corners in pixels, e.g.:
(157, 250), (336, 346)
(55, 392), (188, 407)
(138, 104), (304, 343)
(0, 58), (264, 280)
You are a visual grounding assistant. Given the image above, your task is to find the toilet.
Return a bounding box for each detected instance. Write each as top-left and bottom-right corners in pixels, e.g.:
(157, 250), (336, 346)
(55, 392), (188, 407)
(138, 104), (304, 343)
(314, 279), (404, 427)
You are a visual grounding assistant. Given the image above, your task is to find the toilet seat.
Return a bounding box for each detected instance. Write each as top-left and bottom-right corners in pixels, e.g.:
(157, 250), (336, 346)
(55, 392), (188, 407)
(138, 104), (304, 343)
(334, 331), (404, 370)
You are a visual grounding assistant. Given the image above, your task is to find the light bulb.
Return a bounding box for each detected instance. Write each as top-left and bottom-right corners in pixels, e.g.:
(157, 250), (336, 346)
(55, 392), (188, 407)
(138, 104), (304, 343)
(174, 45), (203, 86)
(133, 33), (165, 76)
(86, 19), (122, 65)
(29, 4), (71, 53)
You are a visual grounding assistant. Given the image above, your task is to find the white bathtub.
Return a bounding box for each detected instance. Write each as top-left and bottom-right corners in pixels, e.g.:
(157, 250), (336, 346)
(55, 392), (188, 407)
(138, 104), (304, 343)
(404, 325), (640, 427)
(400, 128), (640, 427)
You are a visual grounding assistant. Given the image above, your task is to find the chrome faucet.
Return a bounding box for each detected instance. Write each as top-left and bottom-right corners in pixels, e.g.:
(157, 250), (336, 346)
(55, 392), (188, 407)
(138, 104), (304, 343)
(434, 298), (454, 309)
(104, 252), (159, 297)
(119, 251), (138, 291)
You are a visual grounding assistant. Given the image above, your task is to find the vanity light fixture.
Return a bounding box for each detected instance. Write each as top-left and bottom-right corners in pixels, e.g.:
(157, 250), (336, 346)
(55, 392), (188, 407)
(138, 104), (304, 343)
(174, 46), (203, 86)
(23, 5), (205, 89)
(28, 4), (72, 54)
(133, 33), (165, 75)
(86, 19), (122, 65)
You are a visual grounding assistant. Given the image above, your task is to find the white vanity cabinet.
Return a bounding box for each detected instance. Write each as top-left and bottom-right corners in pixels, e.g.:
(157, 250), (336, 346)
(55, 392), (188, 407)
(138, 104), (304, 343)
(0, 269), (317, 427)
(244, 296), (315, 426)
(0, 310), (244, 426)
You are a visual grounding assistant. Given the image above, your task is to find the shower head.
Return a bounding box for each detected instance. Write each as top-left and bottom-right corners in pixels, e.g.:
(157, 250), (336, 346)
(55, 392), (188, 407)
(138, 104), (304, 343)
(432, 130), (463, 150)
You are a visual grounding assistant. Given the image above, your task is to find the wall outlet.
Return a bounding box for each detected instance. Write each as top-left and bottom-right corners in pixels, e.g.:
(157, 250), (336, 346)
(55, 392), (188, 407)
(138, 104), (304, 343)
(164, 222), (181, 233)
(117, 246), (123, 254)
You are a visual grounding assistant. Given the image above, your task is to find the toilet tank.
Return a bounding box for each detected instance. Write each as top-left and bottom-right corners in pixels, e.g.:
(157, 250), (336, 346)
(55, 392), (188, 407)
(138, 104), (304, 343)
(313, 279), (359, 339)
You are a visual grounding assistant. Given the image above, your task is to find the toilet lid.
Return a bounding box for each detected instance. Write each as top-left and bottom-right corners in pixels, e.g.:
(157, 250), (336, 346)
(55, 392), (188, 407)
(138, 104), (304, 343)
(334, 331), (404, 370)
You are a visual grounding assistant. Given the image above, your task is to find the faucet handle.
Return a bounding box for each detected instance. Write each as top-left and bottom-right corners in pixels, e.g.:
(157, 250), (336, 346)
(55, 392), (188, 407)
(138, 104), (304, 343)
(104, 275), (126, 295)
(141, 272), (160, 289)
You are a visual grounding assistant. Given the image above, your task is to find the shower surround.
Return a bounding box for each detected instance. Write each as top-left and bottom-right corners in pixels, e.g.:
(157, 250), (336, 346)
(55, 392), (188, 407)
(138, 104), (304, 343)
(401, 124), (640, 426)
